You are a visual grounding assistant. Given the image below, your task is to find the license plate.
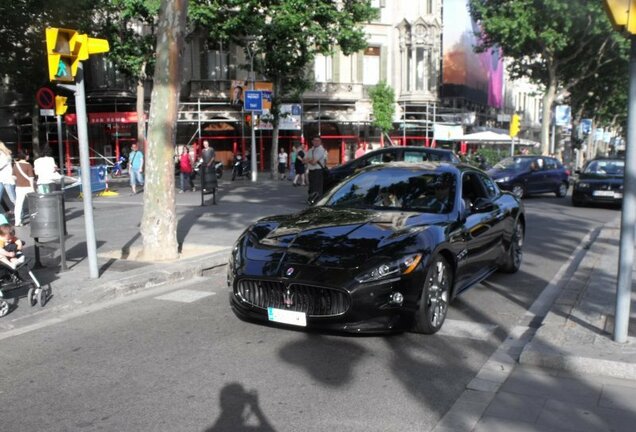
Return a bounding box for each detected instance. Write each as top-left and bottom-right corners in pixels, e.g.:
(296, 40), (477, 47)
(614, 193), (623, 199)
(267, 308), (307, 327)
(593, 190), (614, 197)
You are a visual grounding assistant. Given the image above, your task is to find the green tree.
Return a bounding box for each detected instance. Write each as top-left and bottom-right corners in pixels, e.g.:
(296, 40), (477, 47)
(191, 0), (378, 177)
(98, 0), (161, 146)
(140, 0), (188, 260)
(469, 0), (621, 155)
(369, 81), (395, 146)
(0, 0), (104, 155)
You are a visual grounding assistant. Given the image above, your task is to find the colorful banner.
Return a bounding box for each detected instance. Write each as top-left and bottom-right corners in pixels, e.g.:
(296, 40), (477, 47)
(442, 0), (503, 108)
(229, 81), (273, 110)
(255, 104), (302, 131)
(433, 124), (464, 141)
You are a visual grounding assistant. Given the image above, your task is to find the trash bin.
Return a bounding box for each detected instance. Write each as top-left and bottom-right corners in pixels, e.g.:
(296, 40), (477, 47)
(27, 191), (66, 239)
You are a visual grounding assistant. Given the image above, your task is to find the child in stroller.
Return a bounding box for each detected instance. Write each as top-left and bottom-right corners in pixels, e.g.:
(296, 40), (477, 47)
(0, 224), (47, 317)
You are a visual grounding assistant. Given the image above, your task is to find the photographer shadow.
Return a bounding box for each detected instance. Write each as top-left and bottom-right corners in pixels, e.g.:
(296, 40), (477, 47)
(204, 383), (275, 432)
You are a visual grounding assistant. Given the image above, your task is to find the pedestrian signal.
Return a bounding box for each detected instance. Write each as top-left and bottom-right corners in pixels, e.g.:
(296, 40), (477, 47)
(509, 114), (521, 137)
(45, 28), (110, 82)
(55, 96), (68, 116)
(245, 114), (252, 126)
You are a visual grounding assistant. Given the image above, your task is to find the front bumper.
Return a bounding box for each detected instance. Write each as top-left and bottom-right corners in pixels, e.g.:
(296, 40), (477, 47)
(228, 273), (425, 334)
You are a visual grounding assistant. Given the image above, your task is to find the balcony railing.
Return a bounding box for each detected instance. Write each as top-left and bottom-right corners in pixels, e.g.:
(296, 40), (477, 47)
(303, 82), (365, 101)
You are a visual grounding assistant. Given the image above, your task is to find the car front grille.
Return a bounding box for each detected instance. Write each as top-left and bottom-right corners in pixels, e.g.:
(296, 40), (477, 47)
(236, 279), (350, 317)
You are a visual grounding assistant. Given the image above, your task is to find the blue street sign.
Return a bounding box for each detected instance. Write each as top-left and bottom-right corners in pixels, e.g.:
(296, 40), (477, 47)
(244, 90), (263, 111)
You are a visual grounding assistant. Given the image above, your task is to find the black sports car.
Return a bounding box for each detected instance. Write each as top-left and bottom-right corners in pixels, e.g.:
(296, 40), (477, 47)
(229, 163), (525, 334)
(572, 158), (624, 206)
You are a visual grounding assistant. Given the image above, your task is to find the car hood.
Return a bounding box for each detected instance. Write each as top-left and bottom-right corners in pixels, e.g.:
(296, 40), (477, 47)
(243, 206), (439, 269)
(577, 173), (623, 182)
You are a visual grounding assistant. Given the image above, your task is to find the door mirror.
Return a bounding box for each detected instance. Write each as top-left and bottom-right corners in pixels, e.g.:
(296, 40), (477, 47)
(472, 197), (495, 213)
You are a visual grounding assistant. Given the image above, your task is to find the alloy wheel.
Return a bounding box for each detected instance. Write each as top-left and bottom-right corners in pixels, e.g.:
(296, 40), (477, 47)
(512, 184), (524, 198)
(426, 259), (450, 328)
(512, 223), (524, 269)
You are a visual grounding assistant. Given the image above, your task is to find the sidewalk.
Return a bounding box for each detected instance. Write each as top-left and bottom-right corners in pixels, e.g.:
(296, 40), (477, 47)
(435, 218), (636, 431)
(0, 175), (309, 332)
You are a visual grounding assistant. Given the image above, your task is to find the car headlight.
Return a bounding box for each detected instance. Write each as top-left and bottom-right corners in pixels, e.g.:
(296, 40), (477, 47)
(576, 182), (590, 189)
(356, 254), (422, 283)
(495, 176), (510, 183)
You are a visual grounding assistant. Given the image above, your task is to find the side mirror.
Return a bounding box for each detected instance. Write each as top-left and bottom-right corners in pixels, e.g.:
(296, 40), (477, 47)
(575, 169), (581, 175)
(472, 197), (495, 213)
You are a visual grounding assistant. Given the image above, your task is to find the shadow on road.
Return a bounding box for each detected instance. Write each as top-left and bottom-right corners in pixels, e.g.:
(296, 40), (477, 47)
(204, 383), (276, 432)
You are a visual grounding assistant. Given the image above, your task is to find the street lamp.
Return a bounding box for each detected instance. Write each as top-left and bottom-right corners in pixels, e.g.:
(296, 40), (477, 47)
(244, 38), (257, 182)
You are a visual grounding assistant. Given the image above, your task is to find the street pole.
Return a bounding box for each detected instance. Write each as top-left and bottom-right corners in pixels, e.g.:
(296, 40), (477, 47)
(247, 43), (257, 182)
(73, 64), (99, 279)
(614, 34), (636, 343)
(56, 115), (65, 191)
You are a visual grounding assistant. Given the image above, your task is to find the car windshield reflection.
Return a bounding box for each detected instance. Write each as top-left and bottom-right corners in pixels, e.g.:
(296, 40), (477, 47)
(583, 160), (624, 176)
(321, 168), (456, 214)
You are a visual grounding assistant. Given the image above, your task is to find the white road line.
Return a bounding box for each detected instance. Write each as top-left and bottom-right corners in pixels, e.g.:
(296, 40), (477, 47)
(154, 289), (216, 303)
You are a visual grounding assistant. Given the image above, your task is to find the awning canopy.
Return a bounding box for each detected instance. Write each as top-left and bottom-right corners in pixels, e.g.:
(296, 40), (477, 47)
(459, 131), (512, 142)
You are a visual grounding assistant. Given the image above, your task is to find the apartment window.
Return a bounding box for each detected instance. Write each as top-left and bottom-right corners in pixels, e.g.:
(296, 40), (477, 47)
(363, 46), (381, 85)
(314, 54), (333, 82)
(201, 50), (228, 80)
(426, 0), (434, 14)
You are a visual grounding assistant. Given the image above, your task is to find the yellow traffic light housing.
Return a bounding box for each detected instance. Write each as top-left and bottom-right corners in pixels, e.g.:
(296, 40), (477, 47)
(45, 28), (110, 82)
(55, 96), (68, 116)
(604, 0), (636, 34)
(509, 114), (521, 137)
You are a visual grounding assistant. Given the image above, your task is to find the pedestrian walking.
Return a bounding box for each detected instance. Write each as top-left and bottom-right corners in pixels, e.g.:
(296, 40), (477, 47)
(306, 136), (327, 202)
(178, 145), (195, 193)
(201, 140), (215, 168)
(12, 152), (34, 226)
(128, 142), (144, 194)
(288, 144), (297, 181)
(292, 142), (306, 186)
(33, 147), (59, 193)
(278, 147), (288, 180)
(0, 141), (16, 211)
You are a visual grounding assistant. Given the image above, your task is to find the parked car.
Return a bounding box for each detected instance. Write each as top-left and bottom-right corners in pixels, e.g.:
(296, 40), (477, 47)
(571, 158), (624, 206)
(325, 146), (460, 191)
(487, 155), (570, 198)
(228, 162), (525, 334)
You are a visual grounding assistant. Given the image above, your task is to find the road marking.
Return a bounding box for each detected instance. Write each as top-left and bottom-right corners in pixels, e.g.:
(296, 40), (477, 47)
(437, 319), (497, 340)
(154, 289), (216, 303)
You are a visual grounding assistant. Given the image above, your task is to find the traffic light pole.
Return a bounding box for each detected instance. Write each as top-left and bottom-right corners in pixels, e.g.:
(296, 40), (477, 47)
(60, 63), (98, 279)
(614, 34), (636, 343)
(55, 114), (67, 272)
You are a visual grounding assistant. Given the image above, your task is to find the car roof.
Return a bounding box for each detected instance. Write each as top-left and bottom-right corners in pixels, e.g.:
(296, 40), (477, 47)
(364, 146), (454, 155)
(363, 161), (470, 175)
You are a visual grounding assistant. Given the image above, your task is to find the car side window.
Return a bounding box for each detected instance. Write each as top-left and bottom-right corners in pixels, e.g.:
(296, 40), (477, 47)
(364, 153), (385, 166)
(544, 158), (557, 170)
(462, 172), (489, 208)
(478, 174), (499, 198)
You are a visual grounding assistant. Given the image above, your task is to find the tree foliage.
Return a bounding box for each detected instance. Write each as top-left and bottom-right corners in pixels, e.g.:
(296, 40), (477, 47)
(369, 81), (395, 134)
(191, 0), (378, 174)
(468, 0), (623, 154)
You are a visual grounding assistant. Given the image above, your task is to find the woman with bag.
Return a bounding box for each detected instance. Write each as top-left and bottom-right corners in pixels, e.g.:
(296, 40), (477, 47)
(12, 152), (35, 226)
(178, 145), (195, 193)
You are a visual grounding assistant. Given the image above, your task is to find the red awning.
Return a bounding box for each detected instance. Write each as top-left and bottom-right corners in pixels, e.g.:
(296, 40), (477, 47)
(64, 112), (144, 125)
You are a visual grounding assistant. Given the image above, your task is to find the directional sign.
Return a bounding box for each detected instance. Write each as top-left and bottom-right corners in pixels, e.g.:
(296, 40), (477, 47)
(36, 87), (55, 109)
(244, 90), (263, 111)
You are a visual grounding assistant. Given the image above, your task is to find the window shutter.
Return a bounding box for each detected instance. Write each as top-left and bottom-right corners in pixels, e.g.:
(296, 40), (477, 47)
(356, 51), (364, 83)
(332, 51), (340, 83)
(380, 46), (388, 82)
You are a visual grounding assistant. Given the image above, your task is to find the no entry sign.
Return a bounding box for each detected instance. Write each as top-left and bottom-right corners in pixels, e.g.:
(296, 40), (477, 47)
(36, 87), (55, 109)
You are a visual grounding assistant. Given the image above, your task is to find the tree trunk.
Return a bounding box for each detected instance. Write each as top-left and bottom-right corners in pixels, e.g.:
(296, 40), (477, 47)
(270, 78), (283, 179)
(136, 69), (146, 147)
(270, 125), (279, 179)
(540, 68), (557, 156)
(31, 103), (41, 157)
(140, 0), (188, 261)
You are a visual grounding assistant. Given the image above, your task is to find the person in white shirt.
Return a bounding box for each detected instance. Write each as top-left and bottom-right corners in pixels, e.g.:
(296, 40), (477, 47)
(0, 141), (16, 209)
(306, 136), (328, 203)
(277, 147), (288, 180)
(33, 148), (59, 193)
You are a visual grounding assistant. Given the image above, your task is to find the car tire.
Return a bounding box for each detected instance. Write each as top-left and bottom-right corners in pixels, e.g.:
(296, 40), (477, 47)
(512, 184), (525, 199)
(0, 299), (9, 317)
(500, 220), (524, 273)
(556, 182), (568, 197)
(412, 255), (452, 334)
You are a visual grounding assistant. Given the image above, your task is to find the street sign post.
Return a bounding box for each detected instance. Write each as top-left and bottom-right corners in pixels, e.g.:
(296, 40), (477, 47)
(244, 90), (263, 111)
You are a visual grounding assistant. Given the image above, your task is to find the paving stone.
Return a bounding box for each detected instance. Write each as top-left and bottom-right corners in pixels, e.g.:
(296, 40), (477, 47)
(537, 399), (619, 432)
(433, 400), (485, 431)
(499, 371), (601, 406)
(466, 377), (501, 393)
(482, 391), (546, 424)
(599, 383), (636, 411)
(474, 416), (563, 432)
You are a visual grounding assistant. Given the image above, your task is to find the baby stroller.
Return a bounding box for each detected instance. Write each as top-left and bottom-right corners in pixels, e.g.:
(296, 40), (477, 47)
(0, 252), (48, 317)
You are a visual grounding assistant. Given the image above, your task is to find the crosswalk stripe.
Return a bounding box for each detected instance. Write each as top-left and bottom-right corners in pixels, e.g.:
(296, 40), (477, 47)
(437, 319), (498, 340)
(154, 289), (216, 303)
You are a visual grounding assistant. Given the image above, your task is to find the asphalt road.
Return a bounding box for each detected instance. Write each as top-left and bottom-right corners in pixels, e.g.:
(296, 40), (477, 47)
(0, 193), (618, 432)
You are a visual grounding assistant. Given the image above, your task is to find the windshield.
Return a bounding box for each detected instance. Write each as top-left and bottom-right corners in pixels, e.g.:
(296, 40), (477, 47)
(493, 157), (532, 170)
(583, 160), (624, 176)
(320, 168), (456, 214)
